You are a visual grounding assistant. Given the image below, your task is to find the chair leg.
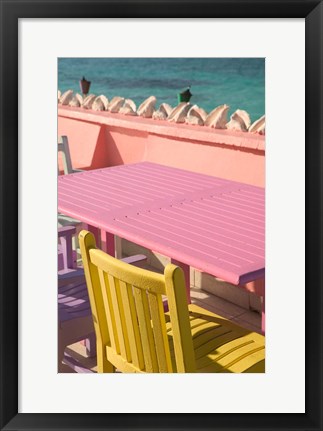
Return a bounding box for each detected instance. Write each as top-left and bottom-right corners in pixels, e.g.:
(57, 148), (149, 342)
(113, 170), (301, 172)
(97, 344), (115, 373)
(85, 333), (97, 358)
(58, 339), (74, 373)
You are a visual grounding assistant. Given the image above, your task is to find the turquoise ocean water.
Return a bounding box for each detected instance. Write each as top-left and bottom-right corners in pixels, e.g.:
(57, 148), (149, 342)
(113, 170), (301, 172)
(58, 58), (265, 122)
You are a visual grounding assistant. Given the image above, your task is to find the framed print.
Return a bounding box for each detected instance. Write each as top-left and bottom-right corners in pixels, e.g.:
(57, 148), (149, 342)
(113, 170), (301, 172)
(1, 1), (322, 430)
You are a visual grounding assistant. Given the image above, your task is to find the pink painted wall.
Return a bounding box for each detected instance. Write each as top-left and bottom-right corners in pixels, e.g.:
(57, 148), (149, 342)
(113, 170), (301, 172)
(58, 117), (109, 170)
(103, 126), (147, 166)
(58, 106), (265, 187)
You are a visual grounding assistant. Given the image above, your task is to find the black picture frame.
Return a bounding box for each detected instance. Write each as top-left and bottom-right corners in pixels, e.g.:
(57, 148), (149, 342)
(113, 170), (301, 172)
(1, 1), (322, 430)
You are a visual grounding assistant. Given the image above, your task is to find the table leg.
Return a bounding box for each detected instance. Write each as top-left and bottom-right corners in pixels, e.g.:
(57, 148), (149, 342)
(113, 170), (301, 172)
(171, 259), (191, 304)
(115, 236), (123, 259)
(101, 230), (115, 256)
(261, 294), (265, 335)
(85, 225), (100, 247)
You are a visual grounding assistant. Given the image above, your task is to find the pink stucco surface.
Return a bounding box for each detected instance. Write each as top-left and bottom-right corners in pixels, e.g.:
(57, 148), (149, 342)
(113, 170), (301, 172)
(58, 106), (265, 186)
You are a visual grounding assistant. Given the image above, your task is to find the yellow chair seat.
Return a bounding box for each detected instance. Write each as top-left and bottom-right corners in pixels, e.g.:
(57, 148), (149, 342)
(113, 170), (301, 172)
(166, 304), (265, 373)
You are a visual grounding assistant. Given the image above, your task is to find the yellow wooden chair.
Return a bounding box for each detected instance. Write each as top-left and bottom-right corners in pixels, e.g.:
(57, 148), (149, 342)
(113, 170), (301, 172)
(79, 230), (265, 373)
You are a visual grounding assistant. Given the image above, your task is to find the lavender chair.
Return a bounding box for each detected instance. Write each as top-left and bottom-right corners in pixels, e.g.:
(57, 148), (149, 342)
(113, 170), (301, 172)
(58, 226), (95, 373)
(58, 226), (147, 373)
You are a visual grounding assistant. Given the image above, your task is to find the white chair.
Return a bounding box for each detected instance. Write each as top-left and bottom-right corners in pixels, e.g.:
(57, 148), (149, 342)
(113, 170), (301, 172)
(58, 135), (83, 175)
(58, 135), (83, 257)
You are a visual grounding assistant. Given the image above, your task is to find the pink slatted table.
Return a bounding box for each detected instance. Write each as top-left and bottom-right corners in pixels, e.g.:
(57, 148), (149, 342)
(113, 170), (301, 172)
(58, 162), (265, 332)
(59, 162), (232, 254)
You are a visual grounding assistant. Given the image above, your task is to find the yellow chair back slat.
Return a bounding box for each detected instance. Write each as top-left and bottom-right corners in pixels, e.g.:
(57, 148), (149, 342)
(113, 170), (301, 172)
(147, 292), (173, 373)
(107, 273), (131, 361)
(96, 269), (119, 354)
(133, 287), (159, 372)
(119, 280), (145, 370)
(79, 230), (194, 373)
